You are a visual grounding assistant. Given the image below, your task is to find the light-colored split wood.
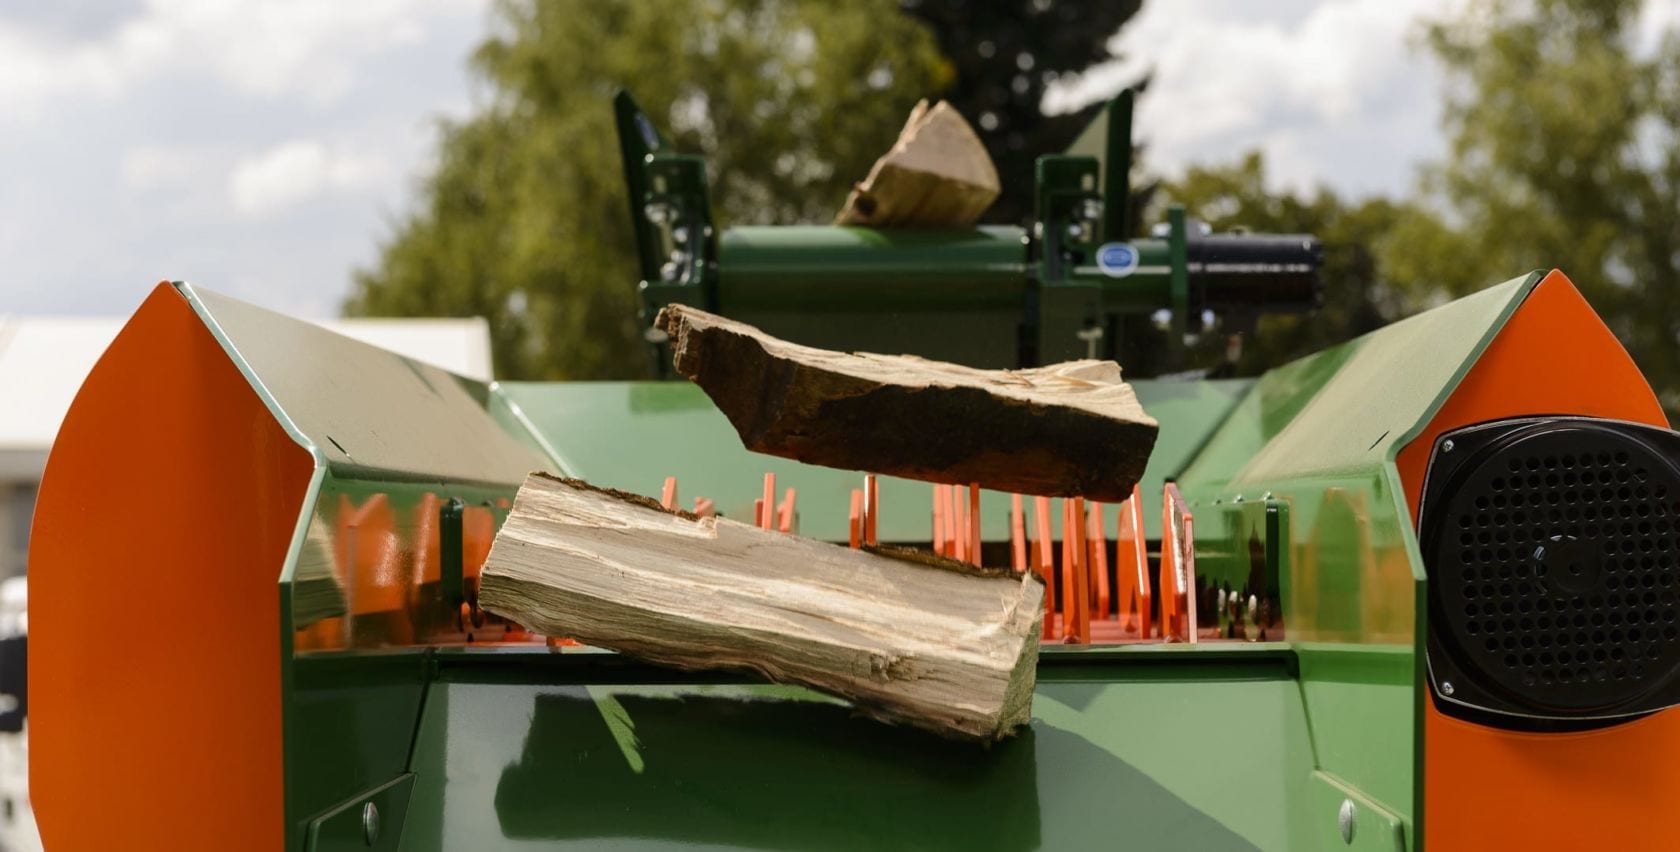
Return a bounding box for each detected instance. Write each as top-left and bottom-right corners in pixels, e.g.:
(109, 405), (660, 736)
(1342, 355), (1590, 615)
(480, 473), (1045, 741)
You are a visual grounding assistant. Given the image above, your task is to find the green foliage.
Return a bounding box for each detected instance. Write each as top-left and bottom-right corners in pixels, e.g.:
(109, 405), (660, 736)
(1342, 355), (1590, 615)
(346, 0), (947, 379)
(1157, 153), (1455, 375)
(1421, 0), (1680, 412)
(900, 0), (1144, 223)
(1156, 0), (1680, 405)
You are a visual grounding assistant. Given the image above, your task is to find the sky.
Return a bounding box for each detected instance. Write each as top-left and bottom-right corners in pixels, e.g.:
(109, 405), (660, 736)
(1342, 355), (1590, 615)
(1, 0), (1674, 319)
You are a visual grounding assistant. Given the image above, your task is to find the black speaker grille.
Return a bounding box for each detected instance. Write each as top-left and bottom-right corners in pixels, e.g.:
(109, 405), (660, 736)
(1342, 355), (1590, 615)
(1430, 425), (1680, 714)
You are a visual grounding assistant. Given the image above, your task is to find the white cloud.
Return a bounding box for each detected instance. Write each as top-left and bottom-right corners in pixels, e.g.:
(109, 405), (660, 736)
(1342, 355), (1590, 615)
(1638, 0), (1680, 55)
(229, 140), (388, 216)
(0, 0), (490, 123)
(1045, 0), (1466, 196)
(121, 145), (202, 190)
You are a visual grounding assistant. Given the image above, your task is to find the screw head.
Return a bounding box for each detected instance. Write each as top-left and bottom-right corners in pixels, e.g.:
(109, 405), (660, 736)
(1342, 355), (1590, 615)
(1441, 439), (1456, 454)
(1441, 681), (1455, 696)
(1338, 798), (1356, 844)
(362, 802), (380, 845)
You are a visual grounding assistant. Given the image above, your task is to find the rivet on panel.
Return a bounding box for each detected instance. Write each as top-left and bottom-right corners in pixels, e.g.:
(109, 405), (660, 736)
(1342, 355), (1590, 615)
(362, 801), (380, 846)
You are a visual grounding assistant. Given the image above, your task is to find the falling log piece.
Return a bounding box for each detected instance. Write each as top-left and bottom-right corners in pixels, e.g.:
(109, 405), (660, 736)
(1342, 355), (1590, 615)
(835, 99), (1000, 228)
(479, 473), (1044, 741)
(656, 305), (1159, 502)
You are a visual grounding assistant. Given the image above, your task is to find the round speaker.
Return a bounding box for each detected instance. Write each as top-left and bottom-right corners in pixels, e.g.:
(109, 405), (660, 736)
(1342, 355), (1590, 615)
(1422, 419), (1680, 720)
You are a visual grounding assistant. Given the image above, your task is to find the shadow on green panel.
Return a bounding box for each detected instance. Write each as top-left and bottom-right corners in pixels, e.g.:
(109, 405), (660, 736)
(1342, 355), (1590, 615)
(492, 688), (1258, 851)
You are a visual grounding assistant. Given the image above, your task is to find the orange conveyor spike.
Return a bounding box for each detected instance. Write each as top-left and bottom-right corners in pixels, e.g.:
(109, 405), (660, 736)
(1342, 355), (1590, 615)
(776, 487), (796, 533)
(953, 487), (969, 563)
(865, 474), (879, 546)
(848, 489), (863, 548)
(661, 476), (678, 511)
(1159, 483), (1198, 643)
(1010, 494), (1027, 573)
(1070, 497), (1091, 643)
(1088, 500), (1110, 617)
(1117, 486), (1152, 638)
(1034, 496), (1055, 640)
(941, 484), (957, 557)
(760, 472), (776, 530)
(932, 485), (947, 555)
(967, 484), (981, 567)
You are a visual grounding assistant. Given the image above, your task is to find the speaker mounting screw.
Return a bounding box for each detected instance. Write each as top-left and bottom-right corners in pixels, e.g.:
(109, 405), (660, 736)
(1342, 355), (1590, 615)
(1441, 439), (1455, 454)
(1441, 681), (1455, 696)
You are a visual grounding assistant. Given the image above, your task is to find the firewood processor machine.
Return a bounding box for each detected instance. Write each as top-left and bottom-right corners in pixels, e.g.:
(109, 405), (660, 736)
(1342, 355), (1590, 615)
(28, 91), (1680, 850)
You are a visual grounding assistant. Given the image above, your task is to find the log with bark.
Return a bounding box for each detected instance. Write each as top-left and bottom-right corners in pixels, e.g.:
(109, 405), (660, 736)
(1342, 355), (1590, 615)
(656, 305), (1158, 502)
(479, 473), (1045, 741)
(835, 99), (1000, 228)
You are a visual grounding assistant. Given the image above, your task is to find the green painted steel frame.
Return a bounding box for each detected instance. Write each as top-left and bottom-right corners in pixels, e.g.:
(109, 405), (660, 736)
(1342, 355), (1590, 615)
(163, 274), (1546, 850)
(1179, 272), (1547, 849)
(177, 285), (538, 850)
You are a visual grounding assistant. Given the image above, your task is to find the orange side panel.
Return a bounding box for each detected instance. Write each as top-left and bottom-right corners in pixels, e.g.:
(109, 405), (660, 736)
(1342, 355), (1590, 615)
(29, 284), (313, 851)
(1397, 271), (1680, 851)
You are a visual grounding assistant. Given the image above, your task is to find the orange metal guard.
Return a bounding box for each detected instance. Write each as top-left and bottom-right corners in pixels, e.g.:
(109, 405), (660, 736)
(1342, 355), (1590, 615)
(30, 284), (314, 850)
(1396, 270), (1680, 851)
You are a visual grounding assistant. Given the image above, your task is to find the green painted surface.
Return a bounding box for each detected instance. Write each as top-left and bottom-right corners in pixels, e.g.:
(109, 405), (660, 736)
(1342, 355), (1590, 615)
(397, 651), (1307, 851)
(1306, 770), (1407, 852)
(179, 285), (534, 851)
(491, 378), (1247, 545)
(1173, 272), (1546, 849)
(719, 225), (1028, 304)
(168, 277), (1557, 851)
(187, 286), (542, 487)
(306, 773), (415, 851)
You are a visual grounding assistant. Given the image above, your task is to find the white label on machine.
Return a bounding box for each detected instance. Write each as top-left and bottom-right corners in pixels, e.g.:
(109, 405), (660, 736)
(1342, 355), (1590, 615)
(1096, 242), (1140, 278)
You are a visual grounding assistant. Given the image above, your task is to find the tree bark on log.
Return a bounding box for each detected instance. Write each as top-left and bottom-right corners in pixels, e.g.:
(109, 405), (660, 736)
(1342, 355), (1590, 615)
(479, 473), (1044, 741)
(656, 305), (1158, 502)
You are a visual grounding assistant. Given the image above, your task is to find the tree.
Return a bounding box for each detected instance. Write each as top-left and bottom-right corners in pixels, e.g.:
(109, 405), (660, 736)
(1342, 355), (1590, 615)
(1420, 0), (1680, 414)
(901, 0), (1144, 224)
(347, 0), (947, 379)
(1155, 153), (1460, 375)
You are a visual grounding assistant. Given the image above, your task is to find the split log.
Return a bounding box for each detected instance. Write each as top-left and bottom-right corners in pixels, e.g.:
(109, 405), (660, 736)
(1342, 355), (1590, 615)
(835, 99), (999, 228)
(479, 473), (1044, 741)
(656, 305), (1158, 502)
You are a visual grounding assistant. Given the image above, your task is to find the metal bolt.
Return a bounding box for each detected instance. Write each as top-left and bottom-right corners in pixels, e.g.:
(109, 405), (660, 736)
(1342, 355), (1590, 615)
(1338, 798), (1356, 844)
(1233, 494), (1244, 503)
(1441, 439), (1456, 454)
(1441, 681), (1455, 696)
(362, 802), (380, 846)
